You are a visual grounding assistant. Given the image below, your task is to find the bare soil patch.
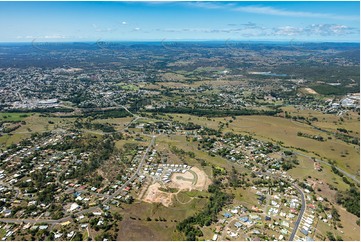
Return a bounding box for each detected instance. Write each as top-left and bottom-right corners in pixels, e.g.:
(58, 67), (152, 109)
(304, 87), (318, 94)
(141, 166), (211, 207)
(142, 183), (173, 207)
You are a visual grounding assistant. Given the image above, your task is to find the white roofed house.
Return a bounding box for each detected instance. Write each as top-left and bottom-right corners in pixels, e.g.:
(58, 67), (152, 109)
(68, 203), (80, 212)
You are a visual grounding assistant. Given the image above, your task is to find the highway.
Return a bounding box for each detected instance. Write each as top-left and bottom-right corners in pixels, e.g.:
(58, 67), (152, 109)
(289, 184), (306, 241)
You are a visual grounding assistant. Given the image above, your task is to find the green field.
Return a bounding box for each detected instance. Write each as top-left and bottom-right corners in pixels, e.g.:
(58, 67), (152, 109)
(165, 113), (359, 177)
(116, 83), (139, 91)
(0, 112), (32, 122)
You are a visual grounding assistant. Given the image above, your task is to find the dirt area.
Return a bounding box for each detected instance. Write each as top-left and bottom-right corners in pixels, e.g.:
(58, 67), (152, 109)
(141, 166), (211, 207)
(191, 167), (212, 190)
(142, 183), (173, 207)
(168, 171), (194, 191)
(168, 167), (211, 191)
(303, 87), (318, 94)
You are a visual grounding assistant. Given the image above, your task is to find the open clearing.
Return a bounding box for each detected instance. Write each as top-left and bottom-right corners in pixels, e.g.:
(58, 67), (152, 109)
(301, 87), (318, 94)
(142, 183), (173, 207)
(169, 167), (211, 191)
(141, 167), (211, 207)
(117, 218), (183, 241)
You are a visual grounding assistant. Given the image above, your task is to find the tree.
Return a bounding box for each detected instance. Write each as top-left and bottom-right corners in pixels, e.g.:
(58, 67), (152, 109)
(326, 231), (336, 241)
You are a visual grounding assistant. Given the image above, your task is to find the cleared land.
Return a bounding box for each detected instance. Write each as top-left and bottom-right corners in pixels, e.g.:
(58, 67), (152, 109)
(141, 167), (211, 207)
(142, 183), (173, 207)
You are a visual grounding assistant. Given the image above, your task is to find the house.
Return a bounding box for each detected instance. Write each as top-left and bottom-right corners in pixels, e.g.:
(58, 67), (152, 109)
(212, 234), (218, 241)
(68, 203), (80, 212)
(249, 214), (261, 220)
(307, 204), (316, 210)
(239, 216), (249, 223)
(231, 209), (238, 214)
(218, 219), (226, 224)
(223, 212), (232, 218)
(234, 222), (242, 228)
(61, 221), (71, 226)
(54, 232), (63, 239)
(39, 225), (48, 230)
(67, 231), (75, 238)
(2, 210), (11, 217)
(290, 208), (297, 214)
(281, 221), (289, 228)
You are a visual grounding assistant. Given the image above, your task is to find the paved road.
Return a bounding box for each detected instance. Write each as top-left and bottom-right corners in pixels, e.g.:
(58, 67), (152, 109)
(289, 185), (306, 241)
(294, 151), (359, 184)
(0, 218), (59, 224)
(103, 134), (156, 204)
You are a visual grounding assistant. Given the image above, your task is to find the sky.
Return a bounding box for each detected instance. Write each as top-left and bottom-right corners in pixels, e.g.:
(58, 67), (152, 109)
(0, 1), (359, 42)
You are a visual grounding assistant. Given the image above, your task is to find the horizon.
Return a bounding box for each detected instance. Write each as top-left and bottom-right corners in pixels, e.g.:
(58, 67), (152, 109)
(0, 1), (359, 42)
(0, 40), (360, 44)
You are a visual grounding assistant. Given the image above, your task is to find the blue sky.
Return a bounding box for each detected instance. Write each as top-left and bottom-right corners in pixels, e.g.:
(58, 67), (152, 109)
(0, 1), (359, 42)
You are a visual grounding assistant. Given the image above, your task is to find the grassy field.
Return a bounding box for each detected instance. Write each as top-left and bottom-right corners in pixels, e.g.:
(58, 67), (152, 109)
(116, 83), (139, 91)
(228, 187), (260, 208)
(315, 207), (359, 242)
(282, 106), (360, 137)
(92, 117), (133, 127)
(117, 218), (184, 241)
(336, 205), (360, 241)
(0, 112), (32, 122)
(115, 195), (209, 240)
(287, 155), (349, 192)
(0, 114), (74, 148)
(166, 113), (359, 176)
(0, 228), (6, 239)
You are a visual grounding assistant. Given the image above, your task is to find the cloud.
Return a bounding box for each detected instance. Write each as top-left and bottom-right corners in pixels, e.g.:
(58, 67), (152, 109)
(92, 23), (117, 33)
(154, 23), (357, 38)
(121, 21), (127, 25)
(185, 2), (226, 10)
(272, 24), (358, 36)
(273, 26), (303, 36)
(187, 2), (358, 21)
(17, 35), (67, 39)
(304, 24), (358, 36)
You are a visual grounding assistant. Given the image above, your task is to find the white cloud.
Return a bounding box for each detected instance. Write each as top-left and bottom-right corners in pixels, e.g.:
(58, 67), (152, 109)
(155, 23), (357, 38)
(17, 35), (67, 39)
(92, 23), (117, 33)
(122, 21), (127, 25)
(303, 24), (358, 36)
(273, 26), (303, 36)
(187, 2), (358, 21)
